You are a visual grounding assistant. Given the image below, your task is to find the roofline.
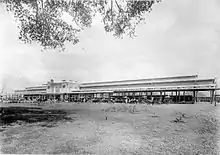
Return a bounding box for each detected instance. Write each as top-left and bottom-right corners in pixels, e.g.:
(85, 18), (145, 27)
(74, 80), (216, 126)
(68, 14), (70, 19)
(50, 82), (70, 84)
(25, 81), (74, 89)
(25, 86), (47, 89)
(81, 78), (215, 88)
(81, 75), (198, 85)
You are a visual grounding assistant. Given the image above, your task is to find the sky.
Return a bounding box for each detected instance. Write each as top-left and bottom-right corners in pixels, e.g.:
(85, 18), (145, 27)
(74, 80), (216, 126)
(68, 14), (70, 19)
(0, 0), (220, 92)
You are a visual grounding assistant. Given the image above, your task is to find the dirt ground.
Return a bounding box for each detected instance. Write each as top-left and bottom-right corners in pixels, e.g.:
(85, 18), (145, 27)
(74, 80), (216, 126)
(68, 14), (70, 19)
(0, 102), (219, 154)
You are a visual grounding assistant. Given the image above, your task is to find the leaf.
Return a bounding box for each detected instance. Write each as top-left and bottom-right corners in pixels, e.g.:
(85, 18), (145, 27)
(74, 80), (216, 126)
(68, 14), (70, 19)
(0, 0), (162, 51)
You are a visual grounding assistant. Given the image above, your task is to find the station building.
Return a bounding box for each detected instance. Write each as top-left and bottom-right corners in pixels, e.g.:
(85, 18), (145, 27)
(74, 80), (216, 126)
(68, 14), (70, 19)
(14, 75), (219, 104)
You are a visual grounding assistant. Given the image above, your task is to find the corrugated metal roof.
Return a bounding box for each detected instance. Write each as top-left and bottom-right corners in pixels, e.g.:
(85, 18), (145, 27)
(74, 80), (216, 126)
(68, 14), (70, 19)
(80, 78), (215, 88)
(81, 75), (198, 85)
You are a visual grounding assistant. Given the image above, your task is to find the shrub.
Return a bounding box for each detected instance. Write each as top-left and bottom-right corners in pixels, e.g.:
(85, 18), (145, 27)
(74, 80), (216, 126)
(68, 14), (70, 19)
(102, 104), (140, 113)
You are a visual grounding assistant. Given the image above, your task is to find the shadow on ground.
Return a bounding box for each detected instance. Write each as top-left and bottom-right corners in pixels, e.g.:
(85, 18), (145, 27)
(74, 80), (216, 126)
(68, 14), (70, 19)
(0, 106), (74, 129)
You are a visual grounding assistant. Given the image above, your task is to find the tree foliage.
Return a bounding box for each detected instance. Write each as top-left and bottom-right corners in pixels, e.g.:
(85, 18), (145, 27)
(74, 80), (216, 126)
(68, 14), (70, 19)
(0, 0), (162, 51)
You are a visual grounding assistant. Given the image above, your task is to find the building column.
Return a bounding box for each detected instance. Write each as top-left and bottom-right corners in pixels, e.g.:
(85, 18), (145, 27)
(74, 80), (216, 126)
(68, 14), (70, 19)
(163, 91), (166, 103)
(159, 91), (162, 104)
(193, 91), (196, 103)
(176, 91), (178, 103)
(195, 91), (198, 102)
(210, 90), (214, 104)
(183, 91), (185, 102)
(178, 91), (180, 102)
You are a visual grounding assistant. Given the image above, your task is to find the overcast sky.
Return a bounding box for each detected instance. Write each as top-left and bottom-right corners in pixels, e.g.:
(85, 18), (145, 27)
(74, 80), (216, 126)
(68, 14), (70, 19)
(0, 0), (220, 92)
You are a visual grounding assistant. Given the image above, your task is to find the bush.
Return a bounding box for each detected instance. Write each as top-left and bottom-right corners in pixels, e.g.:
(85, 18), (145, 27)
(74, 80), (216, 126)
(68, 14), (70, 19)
(102, 104), (140, 113)
(196, 114), (218, 135)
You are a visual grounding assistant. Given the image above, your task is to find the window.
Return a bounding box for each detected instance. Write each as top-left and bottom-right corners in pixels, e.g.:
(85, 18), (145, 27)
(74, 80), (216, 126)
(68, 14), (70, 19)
(47, 86), (50, 89)
(56, 87), (59, 93)
(63, 85), (66, 88)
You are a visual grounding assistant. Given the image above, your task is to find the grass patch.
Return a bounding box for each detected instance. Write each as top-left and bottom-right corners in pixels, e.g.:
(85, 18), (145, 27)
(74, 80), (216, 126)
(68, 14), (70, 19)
(0, 102), (219, 154)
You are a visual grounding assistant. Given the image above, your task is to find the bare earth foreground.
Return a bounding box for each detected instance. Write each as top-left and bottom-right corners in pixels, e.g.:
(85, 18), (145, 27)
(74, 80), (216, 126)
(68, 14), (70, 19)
(0, 102), (220, 154)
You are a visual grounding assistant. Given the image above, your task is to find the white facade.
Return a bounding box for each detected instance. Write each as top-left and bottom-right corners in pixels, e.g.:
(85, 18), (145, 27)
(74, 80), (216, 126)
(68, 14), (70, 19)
(13, 79), (80, 95)
(14, 76), (218, 96)
(46, 79), (80, 94)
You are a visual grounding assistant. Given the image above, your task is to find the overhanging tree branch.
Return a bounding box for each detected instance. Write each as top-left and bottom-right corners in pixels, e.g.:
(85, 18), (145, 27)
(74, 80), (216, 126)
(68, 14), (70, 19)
(0, 0), (162, 51)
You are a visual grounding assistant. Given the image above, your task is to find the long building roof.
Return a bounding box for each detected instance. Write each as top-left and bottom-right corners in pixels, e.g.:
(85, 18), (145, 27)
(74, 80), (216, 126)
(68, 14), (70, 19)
(25, 85), (47, 90)
(81, 75), (198, 85)
(14, 75), (219, 94)
(79, 80), (217, 91)
(81, 77), (216, 88)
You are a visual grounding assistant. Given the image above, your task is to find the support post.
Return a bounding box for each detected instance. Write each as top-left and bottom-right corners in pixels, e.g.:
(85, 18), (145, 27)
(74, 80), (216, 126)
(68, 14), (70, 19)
(193, 91), (196, 104)
(210, 90), (214, 105)
(171, 91), (173, 102)
(195, 91), (198, 102)
(176, 91), (178, 103)
(215, 90), (217, 106)
(163, 91), (166, 103)
(214, 90), (217, 106)
(183, 91), (185, 102)
(160, 91), (162, 104)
